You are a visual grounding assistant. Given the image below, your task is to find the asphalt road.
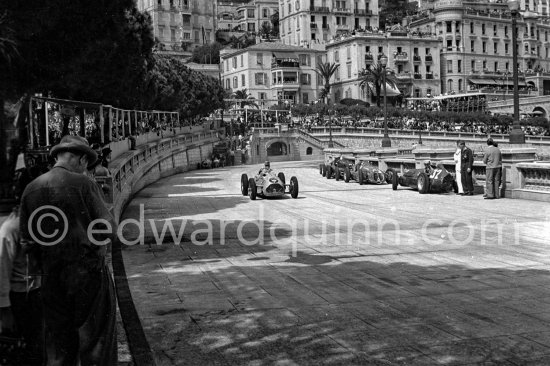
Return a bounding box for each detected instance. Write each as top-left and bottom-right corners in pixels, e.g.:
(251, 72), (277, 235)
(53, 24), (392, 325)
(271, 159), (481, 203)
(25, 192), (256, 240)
(120, 160), (550, 365)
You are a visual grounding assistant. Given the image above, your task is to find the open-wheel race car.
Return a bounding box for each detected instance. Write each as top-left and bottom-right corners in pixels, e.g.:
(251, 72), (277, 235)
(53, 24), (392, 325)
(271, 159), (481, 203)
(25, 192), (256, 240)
(241, 168), (299, 200)
(320, 155), (393, 185)
(320, 155), (340, 179)
(392, 162), (458, 194)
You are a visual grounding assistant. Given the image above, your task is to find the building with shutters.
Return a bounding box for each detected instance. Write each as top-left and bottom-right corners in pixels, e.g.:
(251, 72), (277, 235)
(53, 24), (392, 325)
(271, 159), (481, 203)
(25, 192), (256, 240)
(220, 42), (324, 106)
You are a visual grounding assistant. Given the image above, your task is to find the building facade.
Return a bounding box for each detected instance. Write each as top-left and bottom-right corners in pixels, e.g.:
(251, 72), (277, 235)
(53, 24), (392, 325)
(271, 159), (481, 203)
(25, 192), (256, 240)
(136, 0), (216, 56)
(325, 27), (442, 101)
(278, 0), (380, 50)
(235, 0), (279, 33)
(220, 43), (324, 106)
(408, 0), (550, 97)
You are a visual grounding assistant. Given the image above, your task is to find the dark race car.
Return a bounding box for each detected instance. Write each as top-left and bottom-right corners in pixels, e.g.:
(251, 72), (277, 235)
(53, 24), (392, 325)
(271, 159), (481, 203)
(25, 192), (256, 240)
(354, 159), (393, 185)
(241, 169), (299, 200)
(320, 155), (341, 179)
(392, 162), (458, 194)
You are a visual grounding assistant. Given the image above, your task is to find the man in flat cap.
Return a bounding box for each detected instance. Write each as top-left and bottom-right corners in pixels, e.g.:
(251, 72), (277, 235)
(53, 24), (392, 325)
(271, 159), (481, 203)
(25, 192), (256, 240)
(19, 135), (117, 366)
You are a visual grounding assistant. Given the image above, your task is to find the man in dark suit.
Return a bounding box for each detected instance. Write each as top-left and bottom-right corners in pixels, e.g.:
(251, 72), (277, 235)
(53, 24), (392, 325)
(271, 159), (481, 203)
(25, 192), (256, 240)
(459, 140), (474, 195)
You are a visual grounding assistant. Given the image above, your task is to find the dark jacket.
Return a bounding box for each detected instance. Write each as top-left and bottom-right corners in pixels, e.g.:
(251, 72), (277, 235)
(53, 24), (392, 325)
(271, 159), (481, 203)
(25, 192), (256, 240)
(461, 147), (474, 171)
(19, 163), (116, 276)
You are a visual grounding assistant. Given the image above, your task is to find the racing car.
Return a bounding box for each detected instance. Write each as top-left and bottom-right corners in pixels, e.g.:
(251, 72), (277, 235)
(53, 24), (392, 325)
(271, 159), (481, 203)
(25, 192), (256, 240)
(320, 155), (340, 179)
(241, 168), (299, 200)
(332, 156), (393, 184)
(392, 161), (458, 194)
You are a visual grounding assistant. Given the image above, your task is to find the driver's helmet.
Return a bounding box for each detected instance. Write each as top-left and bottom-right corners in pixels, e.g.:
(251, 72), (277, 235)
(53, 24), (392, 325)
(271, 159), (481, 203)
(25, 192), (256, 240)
(264, 161), (270, 168)
(423, 160), (431, 166)
(436, 163), (445, 170)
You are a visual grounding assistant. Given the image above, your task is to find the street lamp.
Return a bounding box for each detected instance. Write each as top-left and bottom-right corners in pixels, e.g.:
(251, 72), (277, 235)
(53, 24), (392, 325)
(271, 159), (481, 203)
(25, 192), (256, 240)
(380, 54), (391, 147)
(508, 0), (526, 143)
(328, 109), (334, 148)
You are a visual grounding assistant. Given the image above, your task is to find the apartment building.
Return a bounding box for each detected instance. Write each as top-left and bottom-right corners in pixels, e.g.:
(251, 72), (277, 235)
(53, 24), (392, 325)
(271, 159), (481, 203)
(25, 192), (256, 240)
(278, 0), (380, 50)
(325, 26), (441, 101)
(136, 0), (216, 55)
(220, 42), (323, 106)
(409, 0), (550, 96)
(234, 0), (279, 33)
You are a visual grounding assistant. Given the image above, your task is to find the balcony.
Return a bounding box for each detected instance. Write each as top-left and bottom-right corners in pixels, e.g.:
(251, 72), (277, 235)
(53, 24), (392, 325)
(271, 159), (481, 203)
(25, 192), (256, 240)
(310, 6), (330, 13)
(322, 23), (329, 29)
(336, 25), (350, 31)
(524, 51), (539, 59)
(271, 79), (300, 89)
(310, 23), (318, 29)
(353, 9), (373, 15)
(413, 55), (421, 63)
(426, 72), (434, 79)
(271, 60), (300, 69)
(393, 52), (409, 63)
(425, 55), (433, 63)
(396, 72), (412, 80)
(413, 73), (422, 79)
(334, 8), (352, 14)
(365, 53), (374, 62)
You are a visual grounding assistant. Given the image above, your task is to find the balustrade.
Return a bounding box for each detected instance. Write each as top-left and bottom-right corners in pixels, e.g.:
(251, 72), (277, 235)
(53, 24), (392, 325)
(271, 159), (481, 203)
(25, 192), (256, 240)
(517, 163), (550, 191)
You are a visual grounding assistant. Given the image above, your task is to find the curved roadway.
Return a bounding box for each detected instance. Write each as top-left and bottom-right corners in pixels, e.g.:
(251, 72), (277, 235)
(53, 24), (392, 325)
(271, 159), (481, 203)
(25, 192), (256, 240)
(120, 160), (550, 365)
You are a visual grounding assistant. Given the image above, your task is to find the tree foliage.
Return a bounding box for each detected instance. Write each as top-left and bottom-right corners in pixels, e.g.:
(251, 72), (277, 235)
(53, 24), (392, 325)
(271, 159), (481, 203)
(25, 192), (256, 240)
(0, 0), (155, 109)
(145, 55), (227, 118)
(190, 42), (223, 64)
(359, 63), (400, 107)
(315, 62), (340, 104)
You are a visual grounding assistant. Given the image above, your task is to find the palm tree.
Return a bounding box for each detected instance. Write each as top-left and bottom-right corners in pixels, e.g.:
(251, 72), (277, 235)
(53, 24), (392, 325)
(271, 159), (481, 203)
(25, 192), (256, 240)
(315, 62), (339, 104)
(359, 63), (399, 107)
(232, 89), (259, 109)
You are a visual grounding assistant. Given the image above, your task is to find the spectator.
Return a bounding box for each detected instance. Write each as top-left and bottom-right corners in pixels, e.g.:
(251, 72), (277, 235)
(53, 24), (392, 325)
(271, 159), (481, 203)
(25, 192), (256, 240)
(483, 138), (502, 199)
(459, 140), (475, 195)
(0, 167), (43, 365)
(20, 135), (117, 365)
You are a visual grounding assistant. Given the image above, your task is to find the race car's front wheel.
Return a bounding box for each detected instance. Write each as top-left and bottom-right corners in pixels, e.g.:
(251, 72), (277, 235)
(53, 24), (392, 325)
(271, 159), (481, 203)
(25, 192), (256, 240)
(321, 165), (326, 177)
(344, 167), (351, 183)
(385, 168), (395, 184)
(392, 172), (398, 190)
(278, 172), (286, 186)
(241, 174), (249, 196)
(335, 168), (340, 181)
(417, 172), (430, 194)
(248, 178), (257, 200)
(319, 164), (324, 175)
(358, 170), (364, 185)
(290, 176), (299, 198)
(326, 166), (332, 179)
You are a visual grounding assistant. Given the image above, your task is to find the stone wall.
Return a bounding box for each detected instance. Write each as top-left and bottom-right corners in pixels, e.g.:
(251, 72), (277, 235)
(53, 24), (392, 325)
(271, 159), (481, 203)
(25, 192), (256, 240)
(100, 132), (218, 222)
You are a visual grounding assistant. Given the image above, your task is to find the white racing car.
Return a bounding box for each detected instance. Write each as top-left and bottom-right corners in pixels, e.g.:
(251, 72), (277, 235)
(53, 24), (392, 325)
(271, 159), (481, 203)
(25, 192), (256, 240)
(240, 168), (299, 200)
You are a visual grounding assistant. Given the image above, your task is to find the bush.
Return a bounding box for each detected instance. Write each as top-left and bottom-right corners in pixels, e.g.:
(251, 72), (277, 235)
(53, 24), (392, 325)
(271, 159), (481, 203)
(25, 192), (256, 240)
(338, 98), (370, 108)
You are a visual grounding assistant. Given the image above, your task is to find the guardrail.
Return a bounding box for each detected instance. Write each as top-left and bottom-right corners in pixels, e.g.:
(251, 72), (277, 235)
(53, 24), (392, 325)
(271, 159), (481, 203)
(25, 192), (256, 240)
(306, 126), (550, 142)
(517, 163), (550, 192)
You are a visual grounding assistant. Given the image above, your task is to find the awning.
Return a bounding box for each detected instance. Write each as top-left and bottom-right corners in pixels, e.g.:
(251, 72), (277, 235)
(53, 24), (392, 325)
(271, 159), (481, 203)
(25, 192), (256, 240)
(366, 82), (402, 97)
(469, 78), (527, 87)
(272, 52), (299, 60)
(468, 79), (497, 85)
(501, 80), (527, 86)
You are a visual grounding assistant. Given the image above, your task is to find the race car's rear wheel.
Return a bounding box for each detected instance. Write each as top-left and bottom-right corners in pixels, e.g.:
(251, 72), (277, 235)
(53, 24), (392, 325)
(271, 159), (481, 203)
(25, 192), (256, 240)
(321, 165), (326, 177)
(392, 172), (398, 190)
(290, 176), (299, 198)
(452, 179), (459, 194)
(385, 168), (395, 184)
(417, 172), (430, 194)
(326, 166), (332, 179)
(358, 170), (364, 185)
(344, 167), (351, 183)
(241, 174), (249, 196)
(248, 178), (257, 200)
(319, 164), (323, 175)
(335, 167), (340, 181)
(278, 172), (285, 186)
